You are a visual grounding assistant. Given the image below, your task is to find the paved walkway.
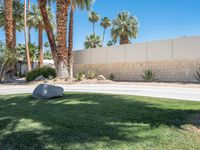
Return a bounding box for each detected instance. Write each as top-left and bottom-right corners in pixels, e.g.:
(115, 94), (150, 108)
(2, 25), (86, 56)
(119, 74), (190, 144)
(0, 84), (200, 101)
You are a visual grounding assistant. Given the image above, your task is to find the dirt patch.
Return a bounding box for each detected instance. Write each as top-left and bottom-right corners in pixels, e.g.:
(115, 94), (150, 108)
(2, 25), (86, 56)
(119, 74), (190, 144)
(183, 125), (200, 134)
(22, 78), (114, 85)
(1, 77), (200, 88)
(182, 114), (200, 134)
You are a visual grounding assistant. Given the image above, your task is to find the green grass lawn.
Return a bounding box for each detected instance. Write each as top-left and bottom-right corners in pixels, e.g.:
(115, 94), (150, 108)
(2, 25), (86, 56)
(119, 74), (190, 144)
(0, 93), (200, 150)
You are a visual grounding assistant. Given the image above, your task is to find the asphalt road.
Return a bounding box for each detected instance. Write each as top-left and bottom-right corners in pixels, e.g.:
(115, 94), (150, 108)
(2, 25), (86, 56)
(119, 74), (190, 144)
(0, 84), (200, 101)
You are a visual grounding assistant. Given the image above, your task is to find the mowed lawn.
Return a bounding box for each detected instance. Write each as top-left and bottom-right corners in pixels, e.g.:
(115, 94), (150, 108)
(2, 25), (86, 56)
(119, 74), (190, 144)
(0, 93), (200, 150)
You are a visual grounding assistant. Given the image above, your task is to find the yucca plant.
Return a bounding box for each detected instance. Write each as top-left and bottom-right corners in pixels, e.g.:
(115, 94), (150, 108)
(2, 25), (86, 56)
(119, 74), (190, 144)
(75, 72), (85, 81)
(194, 68), (200, 82)
(108, 73), (115, 81)
(142, 69), (154, 82)
(86, 70), (96, 79)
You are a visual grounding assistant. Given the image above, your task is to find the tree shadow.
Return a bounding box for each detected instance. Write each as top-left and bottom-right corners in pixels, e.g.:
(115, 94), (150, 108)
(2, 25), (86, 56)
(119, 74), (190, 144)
(0, 93), (200, 149)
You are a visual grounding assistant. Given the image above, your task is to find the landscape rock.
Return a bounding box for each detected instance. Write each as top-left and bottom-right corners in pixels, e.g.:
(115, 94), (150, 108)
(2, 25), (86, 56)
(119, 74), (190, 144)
(32, 84), (64, 99)
(35, 75), (46, 81)
(97, 75), (106, 80)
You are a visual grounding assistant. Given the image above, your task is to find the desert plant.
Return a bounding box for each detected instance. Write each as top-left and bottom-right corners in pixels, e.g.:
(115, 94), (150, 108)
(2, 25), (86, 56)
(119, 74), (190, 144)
(142, 69), (154, 81)
(194, 68), (200, 82)
(26, 66), (56, 82)
(108, 73), (115, 81)
(86, 70), (96, 79)
(75, 72), (85, 81)
(0, 41), (16, 82)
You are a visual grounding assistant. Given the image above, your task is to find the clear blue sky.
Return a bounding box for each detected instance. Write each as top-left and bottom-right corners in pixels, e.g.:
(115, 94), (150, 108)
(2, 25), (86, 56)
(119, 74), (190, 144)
(0, 0), (200, 50)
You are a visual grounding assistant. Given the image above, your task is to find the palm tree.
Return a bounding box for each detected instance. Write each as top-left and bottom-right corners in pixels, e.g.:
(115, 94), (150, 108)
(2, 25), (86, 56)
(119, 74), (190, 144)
(3, 0), (15, 79)
(17, 43), (38, 68)
(24, 0), (31, 72)
(4, 0), (13, 50)
(84, 34), (101, 49)
(44, 50), (52, 60)
(29, 4), (54, 68)
(111, 11), (139, 45)
(56, 0), (71, 78)
(0, 0), (24, 50)
(100, 17), (111, 46)
(68, 0), (93, 79)
(88, 11), (100, 35)
(38, 0), (71, 78)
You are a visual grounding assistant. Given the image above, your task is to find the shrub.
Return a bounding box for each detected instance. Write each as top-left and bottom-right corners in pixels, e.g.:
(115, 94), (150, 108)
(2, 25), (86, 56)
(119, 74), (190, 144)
(75, 72), (85, 81)
(86, 70), (96, 79)
(194, 68), (200, 82)
(108, 73), (115, 81)
(26, 67), (56, 82)
(142, 69), (154, 82)
(0, 41), (16, 82)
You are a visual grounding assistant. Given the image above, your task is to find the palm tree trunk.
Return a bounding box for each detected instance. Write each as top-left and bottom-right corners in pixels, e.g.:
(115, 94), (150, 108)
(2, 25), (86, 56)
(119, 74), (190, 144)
(24, 0), (31, 72)
(28, 0), (31, 44)
(4, 0), (15, 80)
(68, 6), (74, 79)
(38, 0), (58, 70)
(13, 20), (17, 75)
(56, 0), (70, 78)
(120, 35), (129, 45)
(102, 28), (106, 46)
(38, 22), (43, 68)
(4, 0), (13, 50)
(93, 22), (95, 35)
(12, 20), (16, 51)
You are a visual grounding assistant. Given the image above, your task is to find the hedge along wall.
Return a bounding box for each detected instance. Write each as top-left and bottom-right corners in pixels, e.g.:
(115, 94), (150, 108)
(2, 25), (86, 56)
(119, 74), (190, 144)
(73, 36), (200, 82)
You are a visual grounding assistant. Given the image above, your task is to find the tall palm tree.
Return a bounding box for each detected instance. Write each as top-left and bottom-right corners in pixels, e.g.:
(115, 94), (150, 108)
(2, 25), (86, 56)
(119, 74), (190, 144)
(0, 0), (24, 50)
(29, 4), (54, 68)
(56, 0), (71, 78)
(12, 1), (24, 50)
(24, 0), (31, 72)
(38, 0), (71, 78)
(28, 0), (31, 44)
(100, 17), (111, 46)
(111, 11), (139, 45)
(84, 34), (101, 49)
(4, 0), (13, 50)
(3, 0), (16, 79)
(38, 0), (57, 70)
(88, 11), (100, 35)
(68, 0), (93, 79)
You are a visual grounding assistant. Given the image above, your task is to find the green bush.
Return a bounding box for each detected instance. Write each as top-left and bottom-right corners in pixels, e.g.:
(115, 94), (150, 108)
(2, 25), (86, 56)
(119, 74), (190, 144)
(0, 41), (16, 82)
(108, 73), (115, 81)
(86, 70), (96, 79)
(26, 67), (56, 82)
(142, 69), (154, 82)
(194, 68), (200, 82)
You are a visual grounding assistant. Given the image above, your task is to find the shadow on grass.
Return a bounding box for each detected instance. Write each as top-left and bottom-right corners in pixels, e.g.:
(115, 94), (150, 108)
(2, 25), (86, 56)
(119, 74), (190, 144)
(0, 93), (200, 149)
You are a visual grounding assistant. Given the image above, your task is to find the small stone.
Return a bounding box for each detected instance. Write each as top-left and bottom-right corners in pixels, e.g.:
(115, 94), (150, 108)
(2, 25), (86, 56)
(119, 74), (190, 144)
(97, 75), (106, 80)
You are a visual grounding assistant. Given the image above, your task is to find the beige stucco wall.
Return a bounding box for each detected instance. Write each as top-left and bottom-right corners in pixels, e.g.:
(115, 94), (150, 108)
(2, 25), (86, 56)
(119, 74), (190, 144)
(73, 36), (200, 82)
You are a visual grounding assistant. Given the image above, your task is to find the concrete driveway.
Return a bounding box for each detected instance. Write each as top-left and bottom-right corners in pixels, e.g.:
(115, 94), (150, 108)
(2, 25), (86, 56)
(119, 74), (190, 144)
(0, 84), (200, 101)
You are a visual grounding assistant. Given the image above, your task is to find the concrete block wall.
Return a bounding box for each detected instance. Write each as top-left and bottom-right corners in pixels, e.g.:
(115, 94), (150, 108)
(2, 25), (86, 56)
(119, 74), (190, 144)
(73, 36), (200, 82)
